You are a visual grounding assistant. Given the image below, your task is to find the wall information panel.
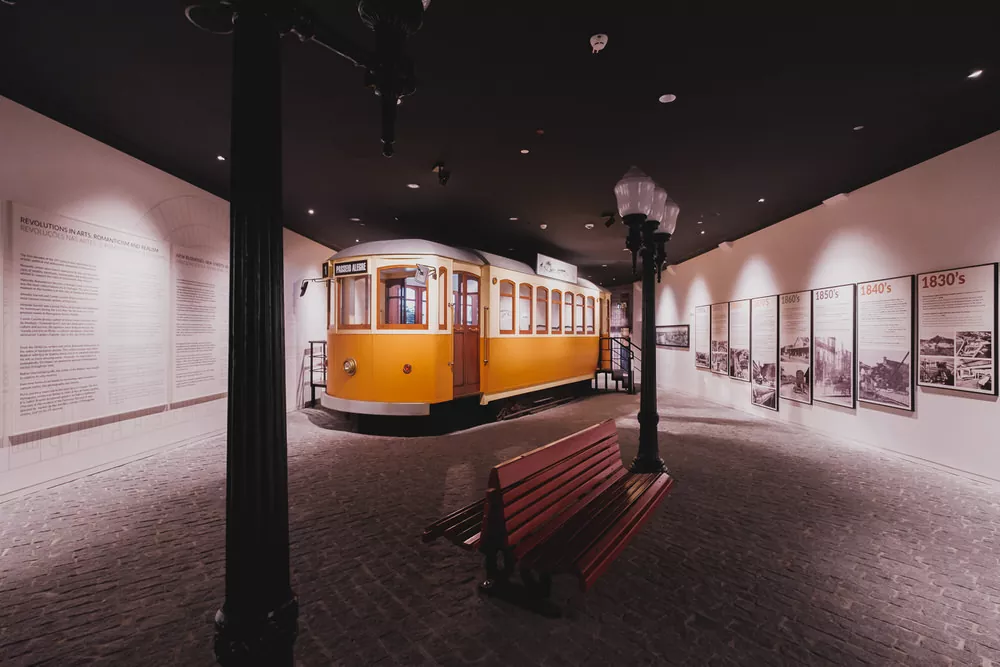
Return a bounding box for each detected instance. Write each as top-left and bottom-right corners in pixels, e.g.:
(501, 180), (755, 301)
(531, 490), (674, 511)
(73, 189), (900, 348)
(694, 305), (710, 369)
(813, 284), (856, 408)
(171, 246), (229, 402)
(750, 295), (778, 410)
(857, 275), (914, 410)
(710, 302), (729, 375)
(729, 299), (750, 381)
(779, 290), (812, 405)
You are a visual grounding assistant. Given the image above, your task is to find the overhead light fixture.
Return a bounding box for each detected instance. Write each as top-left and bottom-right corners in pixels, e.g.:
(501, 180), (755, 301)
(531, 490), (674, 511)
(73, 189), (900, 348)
(697, 220), (703, 225)
(520, 149), (530, 155)
(968, 69), (983, 79)
(307, 209), (315, 215)
(509, 217), (518, 221)
(700, 230), (705, 234)
(757, 198), (765, 203)
(658, 94), (677, 104)
(853, 125), (864, 131)
(355, 238), (360, 243)
(216, 155), (226, 161)
(601, 264), (608, 267)
(349, 217), (361, 222)
(536, 128), (545, 135)
(407, 183), (420, 189)
(584, 223), (595, 229)
(539, 223), (547, 230)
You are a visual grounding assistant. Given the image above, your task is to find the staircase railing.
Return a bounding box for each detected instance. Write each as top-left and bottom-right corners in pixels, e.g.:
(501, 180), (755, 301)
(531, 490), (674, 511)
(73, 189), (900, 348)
(599, 335), (640, 394)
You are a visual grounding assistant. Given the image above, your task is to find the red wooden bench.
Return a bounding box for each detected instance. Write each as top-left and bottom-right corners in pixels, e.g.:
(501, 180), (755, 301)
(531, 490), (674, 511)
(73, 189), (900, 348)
(422, 419), (674, 596)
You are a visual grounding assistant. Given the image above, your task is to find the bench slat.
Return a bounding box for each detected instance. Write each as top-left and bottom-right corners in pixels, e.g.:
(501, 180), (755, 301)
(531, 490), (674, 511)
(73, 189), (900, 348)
(577, 475), (674, 590)
(505, 445), (619, 525)
(502, 435), (618, 510)
(421, 497), (485, 543)
(492, 420), (617, 489)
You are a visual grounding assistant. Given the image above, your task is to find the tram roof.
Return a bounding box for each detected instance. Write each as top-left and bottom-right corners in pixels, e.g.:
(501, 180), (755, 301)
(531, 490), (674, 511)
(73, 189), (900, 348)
(329, 239), (607, 292)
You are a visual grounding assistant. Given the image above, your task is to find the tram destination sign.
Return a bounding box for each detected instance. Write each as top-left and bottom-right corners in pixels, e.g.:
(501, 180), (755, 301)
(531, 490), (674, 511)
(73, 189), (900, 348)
(333, 259), (368, 276)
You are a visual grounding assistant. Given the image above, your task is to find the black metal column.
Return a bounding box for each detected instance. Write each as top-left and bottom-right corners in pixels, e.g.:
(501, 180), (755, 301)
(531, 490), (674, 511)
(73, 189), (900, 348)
(214, 3), (298, 665)
(631, 220), (665, 473)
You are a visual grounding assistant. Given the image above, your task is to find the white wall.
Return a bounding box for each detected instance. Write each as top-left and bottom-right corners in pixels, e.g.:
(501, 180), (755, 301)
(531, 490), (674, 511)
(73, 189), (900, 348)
(651, 130), (1000, 481)
(0, 97), (333, 495)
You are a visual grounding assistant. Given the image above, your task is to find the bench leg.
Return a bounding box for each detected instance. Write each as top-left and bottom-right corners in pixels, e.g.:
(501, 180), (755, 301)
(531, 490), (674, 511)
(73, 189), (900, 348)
(479, 547), (515, 593)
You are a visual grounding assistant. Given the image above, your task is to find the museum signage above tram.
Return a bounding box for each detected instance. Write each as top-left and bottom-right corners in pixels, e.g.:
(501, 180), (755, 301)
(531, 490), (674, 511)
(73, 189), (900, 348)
(334, 259), (369, 276)
(536, 253), (578, 283)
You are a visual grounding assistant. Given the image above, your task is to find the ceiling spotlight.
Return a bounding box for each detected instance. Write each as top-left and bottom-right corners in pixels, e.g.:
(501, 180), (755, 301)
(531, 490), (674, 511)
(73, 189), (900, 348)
(658, 94), (677, 104)
(349, 217), (361, 222)
(509, 217), (519, 221)
(539, 223), (547, 230)
(853, 125), (864, 131)
(700, 230), (705, 234)
(536, 128), (545, 135)
(520, 149), (530, 155)
(968, 69), (983, 79)
(355, 239), (360, 243)
(216, 155), (226, 161)
(757, 198), (765, 203)
(601, 264), (608, 267)
(697, 220), (703, 224)
(307, 209), (315, 215)
(584, 223), (595, 230)
(407, 183), (420, 189)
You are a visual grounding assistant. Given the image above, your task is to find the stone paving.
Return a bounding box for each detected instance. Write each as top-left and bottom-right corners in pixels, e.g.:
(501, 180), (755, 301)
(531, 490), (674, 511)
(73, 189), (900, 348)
(2, 391), (1000, 666)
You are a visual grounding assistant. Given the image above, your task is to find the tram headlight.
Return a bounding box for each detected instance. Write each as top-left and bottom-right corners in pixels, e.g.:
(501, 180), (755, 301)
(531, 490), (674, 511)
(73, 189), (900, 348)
(343, 358), (358, 376)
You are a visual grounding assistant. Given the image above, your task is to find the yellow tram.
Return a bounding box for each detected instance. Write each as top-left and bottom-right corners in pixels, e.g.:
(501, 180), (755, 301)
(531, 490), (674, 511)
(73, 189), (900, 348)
(321, 239), (612, 416)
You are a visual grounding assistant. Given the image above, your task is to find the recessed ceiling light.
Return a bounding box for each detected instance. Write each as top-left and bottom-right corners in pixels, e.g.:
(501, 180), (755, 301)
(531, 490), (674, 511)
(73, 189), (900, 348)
(757, 198), (765, 203)
(584, 223), (595, 230)
(349, 217), (361, 222)
(536, 128), (545, 135)
(700, 230), (705, 234)
(697, 220), (703, 224)
(520, 149), (530, 155)
(853, 125), (864, 131)
(968, 69), (983, 79)
(355, 239), (360, 243)
(508, 248), (514, 251)
(539, 223), (547, 230)
(307, 209), (315, 215)
(509, 217), (519, 221)
(216, 155), (226, 161)
(601, 264), (608, 267)
(622, 248), (630, 252)
(658, 94), (677, 104)
(407, 183), (420, 189)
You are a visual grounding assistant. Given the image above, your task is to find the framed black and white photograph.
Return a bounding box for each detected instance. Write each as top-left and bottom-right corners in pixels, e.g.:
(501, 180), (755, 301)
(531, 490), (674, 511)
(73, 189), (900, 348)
(728, 299), (750, 382)
(655, 324), (690, 348)
(857, 275), (914, 411)
(750, 295), (779, 411)
(710, 302), (730, 375)
(694, 305), (711, 368)
(779, 290), (812, 405)
(917, 263), (997, 395)
(813, 284), (857, 409)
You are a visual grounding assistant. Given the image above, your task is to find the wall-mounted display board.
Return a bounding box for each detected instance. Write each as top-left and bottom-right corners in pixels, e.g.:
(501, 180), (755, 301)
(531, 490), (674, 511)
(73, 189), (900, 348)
(857, 275), (914, 411)
(916, 263), (997, 395)
(710, 303), (730, 375)
(171, 246), (230, 402)
(655, 325), (690, 348)
(813, 284), (857, 408)
(694, 305), (711, 368)
(728, 300), (750, 382)
(750, 295), (779, 410)
(778, 291), (812, 404)
(10, 204), (170, 435)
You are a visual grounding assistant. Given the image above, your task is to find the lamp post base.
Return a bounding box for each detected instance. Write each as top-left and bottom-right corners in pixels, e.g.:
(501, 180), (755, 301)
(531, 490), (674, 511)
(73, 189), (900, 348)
(630, 455), (666, 474)
(214, 597), (299, 667)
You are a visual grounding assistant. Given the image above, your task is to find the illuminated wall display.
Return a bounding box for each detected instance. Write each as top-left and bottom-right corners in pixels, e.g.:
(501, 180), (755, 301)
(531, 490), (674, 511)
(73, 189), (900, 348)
(813, 284), (857, 408)
(710, 302), (729, 375)
(857, 275), (914, 411)
(778, 290), (812, 405)
(916, 263), (997, 396)
(728, 299), (750, 382)
(655, 324), (689, 348)
(172, 246), (230, 402)
(694, 305), (710, 368)
(750, 295), (779, 411)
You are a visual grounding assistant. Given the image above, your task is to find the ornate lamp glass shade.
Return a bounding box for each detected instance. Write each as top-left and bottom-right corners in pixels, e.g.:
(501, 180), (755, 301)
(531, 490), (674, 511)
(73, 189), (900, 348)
(614, 166), (656, 218)
(661, 198), (680, 235)
(648, 186), (668, 223)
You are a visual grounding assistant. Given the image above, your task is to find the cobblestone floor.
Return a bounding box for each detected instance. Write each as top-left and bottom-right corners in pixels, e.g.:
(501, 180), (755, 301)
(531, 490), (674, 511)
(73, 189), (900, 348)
(2, 392), (1000, 666)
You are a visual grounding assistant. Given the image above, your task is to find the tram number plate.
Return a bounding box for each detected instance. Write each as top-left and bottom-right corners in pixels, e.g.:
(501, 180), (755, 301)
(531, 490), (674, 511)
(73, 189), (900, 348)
(334, 259), (368, 276)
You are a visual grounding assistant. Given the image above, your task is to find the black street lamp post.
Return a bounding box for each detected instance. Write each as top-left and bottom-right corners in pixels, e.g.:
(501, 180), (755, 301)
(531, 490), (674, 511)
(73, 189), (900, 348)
(184, 1), (428, 664)
(615, 167), (680, 474)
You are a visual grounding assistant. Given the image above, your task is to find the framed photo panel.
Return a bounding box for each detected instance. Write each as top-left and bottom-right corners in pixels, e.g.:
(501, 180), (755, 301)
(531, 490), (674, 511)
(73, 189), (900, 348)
(812, 284), (857, 408)
(710, 302), (730, 375)
(916, 263), (997, 395)
(694, 305), (711, 369)
(655, 324), (690, 348)
(857, 275), (915, 411)
(750, 295), (779, 411)
(779, 290), (812, 405)
(728, 300), (751, 382)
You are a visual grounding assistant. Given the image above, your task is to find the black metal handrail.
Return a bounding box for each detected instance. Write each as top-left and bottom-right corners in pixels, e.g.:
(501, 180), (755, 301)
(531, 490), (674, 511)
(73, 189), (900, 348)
(308, 340), (327, 406)
(599, 335), (639, 394)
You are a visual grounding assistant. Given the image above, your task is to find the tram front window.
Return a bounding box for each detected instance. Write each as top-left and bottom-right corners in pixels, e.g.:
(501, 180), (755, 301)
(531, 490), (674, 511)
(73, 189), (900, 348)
(379, 266), (428, 328)
(338, 274), (371, 329)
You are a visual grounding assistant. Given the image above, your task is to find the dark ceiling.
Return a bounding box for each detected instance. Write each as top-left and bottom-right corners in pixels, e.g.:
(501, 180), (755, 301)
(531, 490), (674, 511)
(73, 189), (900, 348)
(2, 2), (999, 287)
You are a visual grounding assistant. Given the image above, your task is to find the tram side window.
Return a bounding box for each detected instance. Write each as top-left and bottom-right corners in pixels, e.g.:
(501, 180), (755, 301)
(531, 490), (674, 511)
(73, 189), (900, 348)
(535, 287), (548, 334)
(563, 291), (574, 334)
(338, 275), (371, 329)
(379, 266), (428, 328)
(586, 296), (595, 334)
(499, 280), (515, 334)
(575, 294), (585, 334)
(465, 275), (480, 326)
(551, 290), (562, 333)
(518, 284), (532, 334)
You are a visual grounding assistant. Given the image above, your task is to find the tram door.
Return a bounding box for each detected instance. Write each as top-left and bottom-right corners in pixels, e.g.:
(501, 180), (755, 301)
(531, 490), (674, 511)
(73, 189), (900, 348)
(452, 272), (480, 396)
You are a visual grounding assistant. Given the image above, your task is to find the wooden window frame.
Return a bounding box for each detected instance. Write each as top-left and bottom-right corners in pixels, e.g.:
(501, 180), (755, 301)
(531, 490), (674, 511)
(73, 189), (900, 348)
(338, 274), (371, 330)
(498, 279), (516, 335)
(575, 293), (585, 334)
(551, 290), (562, 334)
(518, 283), (533, 334)
(438, 266), (448, 330)
(377, 265), (429, 331)
(535, 287), (548, 334)
(563, 291), (574, 334)
(586, 296), (596, 334)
